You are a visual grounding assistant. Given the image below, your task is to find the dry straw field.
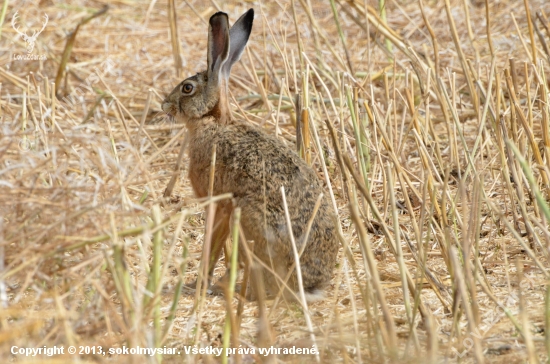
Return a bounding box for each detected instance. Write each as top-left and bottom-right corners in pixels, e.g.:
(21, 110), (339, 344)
(2, 0), (550, 362)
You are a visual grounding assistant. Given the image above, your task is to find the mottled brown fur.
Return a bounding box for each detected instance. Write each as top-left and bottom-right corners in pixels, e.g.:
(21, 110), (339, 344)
(162, 10), (338, 300)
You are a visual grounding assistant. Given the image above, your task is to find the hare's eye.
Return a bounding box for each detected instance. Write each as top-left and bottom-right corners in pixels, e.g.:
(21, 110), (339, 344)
(182, 83), (194, 94)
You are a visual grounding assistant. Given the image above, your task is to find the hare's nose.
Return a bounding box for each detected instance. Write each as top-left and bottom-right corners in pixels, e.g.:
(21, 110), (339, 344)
(161, 102), (171, 113)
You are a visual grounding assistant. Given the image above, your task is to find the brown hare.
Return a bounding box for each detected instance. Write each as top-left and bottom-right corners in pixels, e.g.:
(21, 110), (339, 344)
(162, 9), (338, 302)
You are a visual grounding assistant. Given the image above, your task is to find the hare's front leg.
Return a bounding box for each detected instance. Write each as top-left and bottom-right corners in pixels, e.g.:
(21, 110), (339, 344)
(207, 201), (232, 279)
(186, 201), (232, 292)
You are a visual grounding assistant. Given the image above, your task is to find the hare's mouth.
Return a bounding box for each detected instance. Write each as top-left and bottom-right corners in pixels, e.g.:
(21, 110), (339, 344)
(161, 102), (175, 121)
(162, 107), (175, 122)
(165, 112), (175, 122)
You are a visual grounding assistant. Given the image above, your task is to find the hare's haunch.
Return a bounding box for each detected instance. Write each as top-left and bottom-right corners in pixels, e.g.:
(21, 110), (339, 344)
(162, 9), (338, 301)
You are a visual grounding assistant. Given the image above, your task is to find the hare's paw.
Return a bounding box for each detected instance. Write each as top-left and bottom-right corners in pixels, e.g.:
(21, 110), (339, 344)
(184, 277), (241, 296)
(207, 280), (242, 296)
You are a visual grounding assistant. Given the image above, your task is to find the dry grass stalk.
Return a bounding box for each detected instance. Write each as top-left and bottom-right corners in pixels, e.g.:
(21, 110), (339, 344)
(54, 5), (109, 96)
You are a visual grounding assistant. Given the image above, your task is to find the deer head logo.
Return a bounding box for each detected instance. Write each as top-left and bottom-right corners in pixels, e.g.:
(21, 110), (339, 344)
(11, 12), (48, 54)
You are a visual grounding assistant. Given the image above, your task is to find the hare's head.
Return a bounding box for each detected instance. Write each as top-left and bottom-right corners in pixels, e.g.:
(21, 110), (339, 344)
(162, 9), (254, 125)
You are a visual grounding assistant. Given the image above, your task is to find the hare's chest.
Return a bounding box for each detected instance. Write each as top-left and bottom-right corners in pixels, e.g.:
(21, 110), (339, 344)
(187, 135), (216, 198)
(188, 126), (234, 197)
(187, 158), (208, 198)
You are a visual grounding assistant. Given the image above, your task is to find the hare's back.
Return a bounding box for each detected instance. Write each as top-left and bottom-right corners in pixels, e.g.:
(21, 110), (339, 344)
(215, 121), (334, 242)
(215, 121), (322, 197)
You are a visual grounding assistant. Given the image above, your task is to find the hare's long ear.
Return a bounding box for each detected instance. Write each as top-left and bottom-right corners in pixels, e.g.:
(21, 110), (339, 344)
(221, 8), (254, 80)
(207, 12), (230, 85)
